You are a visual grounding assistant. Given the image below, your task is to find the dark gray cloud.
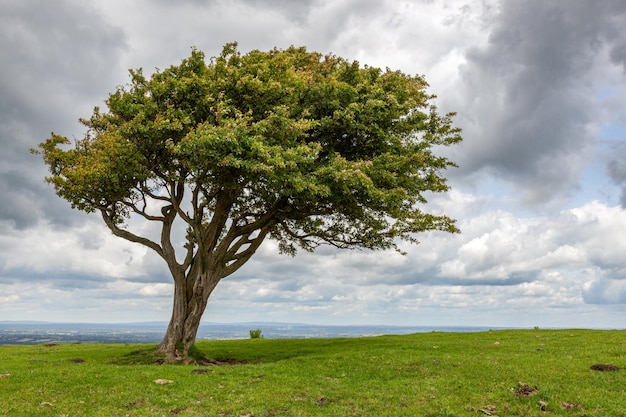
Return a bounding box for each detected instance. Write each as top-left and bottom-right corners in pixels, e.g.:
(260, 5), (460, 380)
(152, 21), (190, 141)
(0, 0), (126, 229)
(397, 270), (536, 287)
(0, 171), (44, 230)
(602, 2), (626, 72)
(607, 144), (626, 207)
(0, 168), (85, 229)
(124, 274), (173, 285)
(0, 269), (107, 288)
(454, 0), (626, 207)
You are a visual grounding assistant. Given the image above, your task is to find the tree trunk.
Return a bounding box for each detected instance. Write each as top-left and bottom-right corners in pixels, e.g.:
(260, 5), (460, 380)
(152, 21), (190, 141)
(158, 269), (220, 363)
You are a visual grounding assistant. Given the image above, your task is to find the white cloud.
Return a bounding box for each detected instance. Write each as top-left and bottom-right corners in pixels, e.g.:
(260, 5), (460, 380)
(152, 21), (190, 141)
(0, 294), (19, 303)
(0, 219), (151, 279)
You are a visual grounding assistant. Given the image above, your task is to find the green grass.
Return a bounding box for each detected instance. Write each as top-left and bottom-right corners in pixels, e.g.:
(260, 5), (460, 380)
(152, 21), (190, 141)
(1, 329), (625, 416)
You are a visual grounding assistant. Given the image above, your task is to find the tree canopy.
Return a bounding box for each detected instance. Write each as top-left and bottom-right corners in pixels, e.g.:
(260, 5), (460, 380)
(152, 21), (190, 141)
(36, 43), (462, 360)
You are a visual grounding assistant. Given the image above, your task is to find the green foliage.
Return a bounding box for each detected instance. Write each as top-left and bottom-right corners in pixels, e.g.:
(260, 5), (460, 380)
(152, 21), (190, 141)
(34, 43), (462, 260)
(249, 329), (263, 339)
(1, 330), (625, 416)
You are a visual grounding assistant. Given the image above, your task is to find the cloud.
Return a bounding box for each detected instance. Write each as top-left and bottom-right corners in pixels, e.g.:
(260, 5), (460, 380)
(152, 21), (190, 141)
(213, 198), (626, 318)
(0, 219), (157, 283)
(92, 0), (312, 72)
(583, 278), (626, 304)
(430, 201), (626, 290)
(1, 0), (625, 326)
(449, 0), (626, 207)
(0, 0), (127, 229)
(607, 143), (626, 207)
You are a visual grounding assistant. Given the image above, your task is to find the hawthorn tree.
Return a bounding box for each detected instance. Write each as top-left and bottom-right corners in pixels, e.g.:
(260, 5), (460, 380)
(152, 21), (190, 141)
(36, 43), (462, 361)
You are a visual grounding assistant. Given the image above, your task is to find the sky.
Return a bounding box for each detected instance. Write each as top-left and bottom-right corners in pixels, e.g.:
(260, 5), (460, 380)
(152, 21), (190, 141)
(1, 0), (626, 328)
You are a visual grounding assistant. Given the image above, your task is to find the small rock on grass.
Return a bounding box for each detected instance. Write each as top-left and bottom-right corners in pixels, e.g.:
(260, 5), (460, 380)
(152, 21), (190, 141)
(478, 404), (497, 415)
(561, 402), (585, 409)
(153, 379), (174, 385)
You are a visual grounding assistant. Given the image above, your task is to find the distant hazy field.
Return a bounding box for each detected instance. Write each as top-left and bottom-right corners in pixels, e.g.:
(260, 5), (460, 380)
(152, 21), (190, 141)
(0, 321), (504, 345)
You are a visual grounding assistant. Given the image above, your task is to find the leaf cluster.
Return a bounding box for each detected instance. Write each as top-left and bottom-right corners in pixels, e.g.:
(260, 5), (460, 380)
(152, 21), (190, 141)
(35, 43), (461, 258)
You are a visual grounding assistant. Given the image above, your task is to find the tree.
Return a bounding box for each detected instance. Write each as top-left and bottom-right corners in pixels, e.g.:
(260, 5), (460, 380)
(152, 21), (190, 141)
(35, 43), (462, 361)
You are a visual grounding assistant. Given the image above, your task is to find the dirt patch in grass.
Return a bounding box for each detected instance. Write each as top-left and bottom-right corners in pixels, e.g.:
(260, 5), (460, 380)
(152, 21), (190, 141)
(561, 402), (585, 409)
(111, 346), (245, 366)
(511, 382), (538, 397)
(590, 364), (621, 371)
(198, 357), (246, 366)
(126, 398), (146, 408)
(315, 397), (335, 407)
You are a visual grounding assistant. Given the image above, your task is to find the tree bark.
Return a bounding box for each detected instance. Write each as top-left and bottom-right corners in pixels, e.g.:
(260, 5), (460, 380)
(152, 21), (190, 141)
(158, 268), (220, 363)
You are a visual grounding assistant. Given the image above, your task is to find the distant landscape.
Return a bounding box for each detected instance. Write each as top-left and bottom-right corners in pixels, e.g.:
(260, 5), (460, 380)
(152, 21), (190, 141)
(0, 321), (505, 345)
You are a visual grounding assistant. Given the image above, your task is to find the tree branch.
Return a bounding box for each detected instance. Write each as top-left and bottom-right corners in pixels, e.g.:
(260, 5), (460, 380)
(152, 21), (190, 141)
(220, 225), (271, 278)
(159, 204), (179, 266)
(278, 219), (368, 250)
(121, 200), (165, 221)
(202, 188), (237, 252)
(100, 210), (164, 258)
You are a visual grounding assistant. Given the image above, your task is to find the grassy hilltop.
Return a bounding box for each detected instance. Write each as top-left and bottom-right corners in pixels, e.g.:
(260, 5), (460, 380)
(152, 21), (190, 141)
(1, 329), (625, 416)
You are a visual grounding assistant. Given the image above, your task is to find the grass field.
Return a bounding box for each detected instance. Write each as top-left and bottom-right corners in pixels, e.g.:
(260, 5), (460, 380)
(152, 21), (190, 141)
(1, 329), (625, 416)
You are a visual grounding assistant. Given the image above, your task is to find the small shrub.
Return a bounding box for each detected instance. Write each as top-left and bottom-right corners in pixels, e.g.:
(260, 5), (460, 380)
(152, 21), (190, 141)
(249, 329), (263, 339)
